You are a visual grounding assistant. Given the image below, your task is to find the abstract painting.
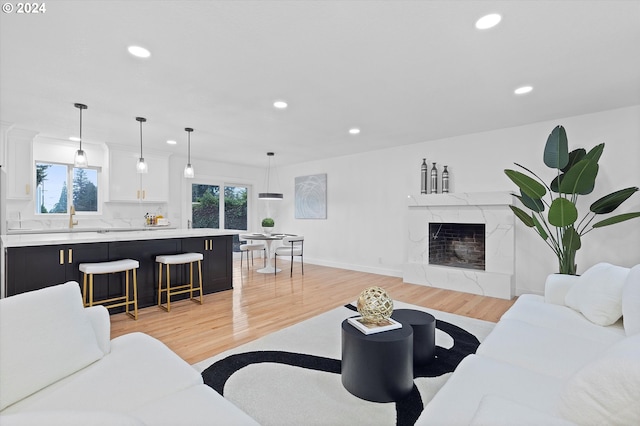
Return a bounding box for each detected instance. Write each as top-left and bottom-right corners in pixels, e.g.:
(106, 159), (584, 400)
(295, 174), (327, 219)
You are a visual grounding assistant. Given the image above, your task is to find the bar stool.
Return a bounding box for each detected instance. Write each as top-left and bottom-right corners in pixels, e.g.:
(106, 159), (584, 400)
(156, 252), (204, 312)
(79, 259), (139, 320)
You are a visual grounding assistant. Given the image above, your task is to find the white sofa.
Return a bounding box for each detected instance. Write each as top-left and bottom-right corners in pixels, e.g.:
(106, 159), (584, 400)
(417, 262), (640, 426)
(0, 281), (258, 425)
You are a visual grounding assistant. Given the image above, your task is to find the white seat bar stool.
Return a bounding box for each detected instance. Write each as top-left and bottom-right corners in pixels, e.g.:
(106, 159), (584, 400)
(239, 236), (266, 270)
(79, 259), (139, 320)
(156, 252), (204, 312)
(274, 235), (304, 277)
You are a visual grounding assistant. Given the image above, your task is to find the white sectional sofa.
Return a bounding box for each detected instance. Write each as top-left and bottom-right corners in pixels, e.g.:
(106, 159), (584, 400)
(417, 262), (640, 426)
(0, 281), (258, 425)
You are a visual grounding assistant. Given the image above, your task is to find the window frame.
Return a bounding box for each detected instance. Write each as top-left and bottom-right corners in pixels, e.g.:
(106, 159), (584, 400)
(34, 161), (102, 216)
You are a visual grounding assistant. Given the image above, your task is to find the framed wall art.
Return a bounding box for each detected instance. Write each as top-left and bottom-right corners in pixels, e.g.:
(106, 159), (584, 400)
(295, 173), (327, 219)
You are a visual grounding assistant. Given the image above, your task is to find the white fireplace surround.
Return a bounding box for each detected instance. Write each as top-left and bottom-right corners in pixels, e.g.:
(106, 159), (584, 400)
(404, 192), (515, 299)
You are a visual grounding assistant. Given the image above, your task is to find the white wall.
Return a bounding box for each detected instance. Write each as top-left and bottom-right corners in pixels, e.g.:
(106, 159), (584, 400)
(273, 106), (640, 295)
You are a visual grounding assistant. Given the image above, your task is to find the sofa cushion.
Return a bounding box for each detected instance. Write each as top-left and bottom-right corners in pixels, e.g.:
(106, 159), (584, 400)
(622, 265), (640, 336)
(0, 410), (144, 426)
(131, 384), (260, 426)
(502, 294), (625, 343)
(0, 282), (104, 410)
(564, 263), (629, 326)
(476, 318), (612, 378)
(469, 395), (577, 426)
(557, 334), (640, 426)
(416, 355), (564, 426)
(1, 332), (203, 414)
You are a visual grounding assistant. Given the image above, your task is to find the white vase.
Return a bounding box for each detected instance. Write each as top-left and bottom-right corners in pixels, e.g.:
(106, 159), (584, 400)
(263, 227), (274, 235)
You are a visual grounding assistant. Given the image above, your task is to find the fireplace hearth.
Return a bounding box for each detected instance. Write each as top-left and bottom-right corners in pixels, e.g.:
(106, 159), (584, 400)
(404, 192), (515, 299)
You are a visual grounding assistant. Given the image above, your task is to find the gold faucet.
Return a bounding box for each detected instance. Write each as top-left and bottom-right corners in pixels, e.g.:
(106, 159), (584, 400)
(69, 205), (78, 229)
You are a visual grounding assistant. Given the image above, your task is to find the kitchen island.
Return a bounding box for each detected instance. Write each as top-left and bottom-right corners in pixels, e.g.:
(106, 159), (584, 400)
(1, 228), (238, 308)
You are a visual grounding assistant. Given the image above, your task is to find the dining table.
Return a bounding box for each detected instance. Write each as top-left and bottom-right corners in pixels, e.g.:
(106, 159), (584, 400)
(239, 233), (285, 274)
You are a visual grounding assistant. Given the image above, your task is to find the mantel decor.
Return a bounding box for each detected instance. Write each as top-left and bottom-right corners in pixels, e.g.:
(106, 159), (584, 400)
(505, 125), (640, 275)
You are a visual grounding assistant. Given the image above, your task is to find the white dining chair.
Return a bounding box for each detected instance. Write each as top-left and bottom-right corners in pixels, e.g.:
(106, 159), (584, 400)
(239, 235), (266, 270)
(274, 235), (304, 276)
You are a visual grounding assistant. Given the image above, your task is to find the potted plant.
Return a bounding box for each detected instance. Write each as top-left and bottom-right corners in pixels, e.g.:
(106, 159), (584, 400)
(504, 125), (640, 275)
(261, 217), (275, 235)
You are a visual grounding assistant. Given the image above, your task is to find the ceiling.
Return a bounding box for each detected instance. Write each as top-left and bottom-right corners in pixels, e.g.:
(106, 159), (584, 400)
(1, 1), (639, 168)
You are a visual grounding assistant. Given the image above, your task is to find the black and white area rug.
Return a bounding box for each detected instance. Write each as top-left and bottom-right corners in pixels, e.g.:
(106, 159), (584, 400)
(194, 301), (495, 426)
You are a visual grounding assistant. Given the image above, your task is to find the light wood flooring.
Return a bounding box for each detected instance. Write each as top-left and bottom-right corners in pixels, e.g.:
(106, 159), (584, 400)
(110, 259), (516, 365)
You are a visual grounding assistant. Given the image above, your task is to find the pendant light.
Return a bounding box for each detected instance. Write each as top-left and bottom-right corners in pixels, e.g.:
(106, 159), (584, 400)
(73, 103), (88, 168)
(258, 152), (283, 200)
(136, 117), (148, 173)
(183, 127), (195, 178)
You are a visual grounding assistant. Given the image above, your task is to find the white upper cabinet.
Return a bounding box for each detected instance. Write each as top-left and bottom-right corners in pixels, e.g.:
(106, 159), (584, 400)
(5, 128), (37, 200)
(109, 149), (169, 202)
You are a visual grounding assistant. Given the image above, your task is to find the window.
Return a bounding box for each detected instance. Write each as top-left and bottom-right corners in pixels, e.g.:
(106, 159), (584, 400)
(35, 162), (99, 214)
(191, 183), (249, 251)
(192, 184), (220, 228)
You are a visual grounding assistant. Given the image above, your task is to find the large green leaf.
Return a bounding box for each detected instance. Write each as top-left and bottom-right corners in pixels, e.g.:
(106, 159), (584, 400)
(590, 187), (639, 214)
(517, 190), (545, 212)
(550, 174), (563, 193)
(561, 148), (586, 172)
(532, 215), (548, 240)
(543, 125), (569, 170)
(558, 158), (599, 195)
(584, 143), (605, 163)
(509, 205), (535, 227)
(592, 212), (640, 228)
(548, 197), (578, 227)
(505, 170), (546, 199)
(562, 226), (581, 250)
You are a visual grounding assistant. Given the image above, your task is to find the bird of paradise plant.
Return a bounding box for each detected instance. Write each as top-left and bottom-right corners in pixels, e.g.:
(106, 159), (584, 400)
(505, 125), (640, 275)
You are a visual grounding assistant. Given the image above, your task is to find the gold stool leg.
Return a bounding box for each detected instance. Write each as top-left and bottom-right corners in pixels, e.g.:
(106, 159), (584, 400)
(189, 262), (194, 300)
(158, 262), (163, 308)
(82, 273), (88, 307)
(125, 269), (130, 316)
(166, 263), (171, 312)
(132, 268), (138, 320)
(197, 259), (203, 304)
(89, 274), (94, 307)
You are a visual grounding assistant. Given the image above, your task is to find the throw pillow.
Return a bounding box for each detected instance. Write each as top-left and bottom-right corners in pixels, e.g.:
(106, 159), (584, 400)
(557, 334), (640, 426)
(622, 265), (640, 336)
(0, 282), (104, 410)
(564, 262), (629, 326)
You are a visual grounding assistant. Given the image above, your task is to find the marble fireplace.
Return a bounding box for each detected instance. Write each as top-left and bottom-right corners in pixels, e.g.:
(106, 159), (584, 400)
(404, 192), (515, 299)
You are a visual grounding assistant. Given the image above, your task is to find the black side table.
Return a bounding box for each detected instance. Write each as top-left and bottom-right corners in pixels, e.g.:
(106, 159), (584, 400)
(341, 319), (413, 402)
(392, 309), (436, 366)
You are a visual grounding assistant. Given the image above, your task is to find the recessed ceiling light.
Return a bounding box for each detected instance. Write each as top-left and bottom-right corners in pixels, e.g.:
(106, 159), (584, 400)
(514, 85), (533, 95)
(349, 128), (361, 135)
(166, 140), (177, 145)
(128, 45), (151, 58)
(475, 14), (502, 30)
(273, 100), (288, 109)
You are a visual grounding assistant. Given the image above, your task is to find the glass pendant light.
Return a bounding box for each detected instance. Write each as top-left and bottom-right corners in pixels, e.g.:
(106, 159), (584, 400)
(73, 103), (89, 168)
(258, 152), (283, 200)
(183, 127), (195, 178)
(136, 117), (148, 173)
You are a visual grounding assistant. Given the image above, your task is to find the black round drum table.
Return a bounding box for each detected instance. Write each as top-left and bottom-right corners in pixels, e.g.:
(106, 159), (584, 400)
(392, 309), (436, 365)
(341, 319), (413, 402)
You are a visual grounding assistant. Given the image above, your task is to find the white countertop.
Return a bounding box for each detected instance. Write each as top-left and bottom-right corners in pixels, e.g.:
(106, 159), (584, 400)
(1, 228), (240, 248)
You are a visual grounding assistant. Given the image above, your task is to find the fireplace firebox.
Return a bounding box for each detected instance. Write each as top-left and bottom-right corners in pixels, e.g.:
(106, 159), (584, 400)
(429, 223), (485, 270)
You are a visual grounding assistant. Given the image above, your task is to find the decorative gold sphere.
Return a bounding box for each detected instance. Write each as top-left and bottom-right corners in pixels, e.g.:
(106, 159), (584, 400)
(356, 286), (394, 325)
